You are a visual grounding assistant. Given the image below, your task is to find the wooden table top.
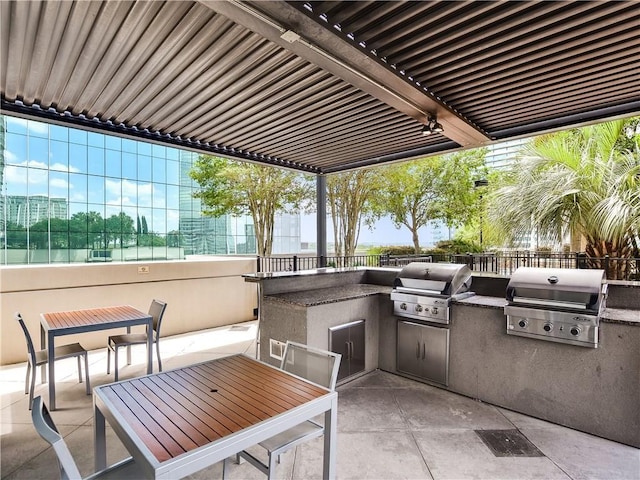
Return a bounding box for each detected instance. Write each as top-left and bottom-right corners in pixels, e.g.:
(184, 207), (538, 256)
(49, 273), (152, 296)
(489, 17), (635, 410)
(41, 305), (149, 330)
(96, 354), (328, 463)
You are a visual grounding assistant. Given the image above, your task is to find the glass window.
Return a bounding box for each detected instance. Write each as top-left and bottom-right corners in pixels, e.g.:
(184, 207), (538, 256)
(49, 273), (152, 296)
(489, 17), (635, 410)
(138, 208), (152, 232)
(105, 149), (122, 178)
(153, 183), (166, 209)
(166, 159), (179, 185)
(137, 181), (152, 207)
(27, 120), (48, 138)
(105, 177), (121, 206)
(88, 147), (105, 176)
(153, 209), (167, 234)
(5, 116), (28, 134)
(166, 184), (179, 209)
(49, 171), (69, 199)
(5, 165), (28, 195)
(152, 156), (166, 183)
(69, 143), (88, 173)
(69, 129), (87, 145)
(152, 144), (166, 158)
(69, 173), (87, 202)
(122, 152), (137, 180)
(50, 140), (69, 171)
(49, 124), (68, 142)
(122, 178), (137, 205)
(137, 141), (151, 156)
(105, 135), (121, 150)
(138, 155), (152, 182)
(167, 209), (179, 231)
(88, 176), (105, 204)
(167, 147), (179, 161)
(29, 137), (49, 165)
(88, 132), (104, 148)
(122, 138), (136, 153)
(4, 132), (27, 165)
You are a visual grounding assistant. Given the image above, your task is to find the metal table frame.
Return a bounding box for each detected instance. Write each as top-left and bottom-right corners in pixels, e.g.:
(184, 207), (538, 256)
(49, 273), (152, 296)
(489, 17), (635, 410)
(40, 305), (153, 410)
(93, 355), (338, 479)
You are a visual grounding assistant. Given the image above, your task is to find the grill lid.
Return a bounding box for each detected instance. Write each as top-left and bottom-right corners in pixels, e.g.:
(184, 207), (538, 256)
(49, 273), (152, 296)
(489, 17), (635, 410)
(506, 267), (606, 312)
(393, 262), (472, 296)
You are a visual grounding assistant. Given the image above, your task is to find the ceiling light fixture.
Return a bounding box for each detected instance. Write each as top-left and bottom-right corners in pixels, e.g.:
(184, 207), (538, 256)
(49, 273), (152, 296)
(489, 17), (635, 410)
(422, 116), (444, 136)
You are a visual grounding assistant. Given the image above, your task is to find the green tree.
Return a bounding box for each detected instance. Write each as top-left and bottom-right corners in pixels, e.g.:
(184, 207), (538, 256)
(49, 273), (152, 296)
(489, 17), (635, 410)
(487, 118), (640, 279)
(190, 156), (313, 256)
(326, 169), (383, 258)
(69, 212), (104, 248)
(374, 150), (487, 253)
(106, 212), (135, 247)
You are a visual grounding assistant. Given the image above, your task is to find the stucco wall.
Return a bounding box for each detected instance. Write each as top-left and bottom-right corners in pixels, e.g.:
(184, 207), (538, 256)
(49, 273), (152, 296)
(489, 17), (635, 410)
(0, 257), (258, 365)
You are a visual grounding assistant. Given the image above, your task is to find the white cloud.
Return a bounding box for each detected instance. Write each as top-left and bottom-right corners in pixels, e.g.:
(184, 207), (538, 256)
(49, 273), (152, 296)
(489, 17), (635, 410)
(50, 178), (69, 189)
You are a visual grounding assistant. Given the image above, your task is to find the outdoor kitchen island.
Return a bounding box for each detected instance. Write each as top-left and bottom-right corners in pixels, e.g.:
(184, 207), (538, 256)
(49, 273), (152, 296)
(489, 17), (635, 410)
(243, 267), (640, 449)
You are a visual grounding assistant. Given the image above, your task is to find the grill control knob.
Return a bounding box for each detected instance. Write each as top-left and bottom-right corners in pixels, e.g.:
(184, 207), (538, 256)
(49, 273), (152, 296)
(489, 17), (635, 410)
(518, 319), (528, 328)
(570, 326), (581, 336)
(543, 323), (553, 332)
(415, 304), (423, 313)
(431, 307), (438, 314)
(400, 303), (407, 311)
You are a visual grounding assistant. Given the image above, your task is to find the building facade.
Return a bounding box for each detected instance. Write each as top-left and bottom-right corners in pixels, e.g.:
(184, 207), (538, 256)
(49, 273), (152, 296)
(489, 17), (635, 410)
(0, 115), (300, 264)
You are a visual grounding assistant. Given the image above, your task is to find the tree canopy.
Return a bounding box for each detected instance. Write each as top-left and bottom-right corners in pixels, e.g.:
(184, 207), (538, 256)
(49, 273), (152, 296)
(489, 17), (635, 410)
(487, 118), (640, 278)
(190, 155), (313, 256)
(374, 149), (487, 253)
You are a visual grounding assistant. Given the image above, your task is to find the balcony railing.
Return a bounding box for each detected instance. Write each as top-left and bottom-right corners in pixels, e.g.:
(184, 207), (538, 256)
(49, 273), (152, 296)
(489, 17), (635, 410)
(257, 252), (640, 281)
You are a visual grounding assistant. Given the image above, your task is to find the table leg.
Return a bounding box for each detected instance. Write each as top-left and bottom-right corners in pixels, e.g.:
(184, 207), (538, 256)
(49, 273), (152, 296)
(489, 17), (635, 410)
(48, 331), (56, 410)
(94, 401), (107, 471)
(146, 318), (153, 374)
(40, 326), (46, 383)
(126, 325), (132, 365)
(323, 396), (338, 480)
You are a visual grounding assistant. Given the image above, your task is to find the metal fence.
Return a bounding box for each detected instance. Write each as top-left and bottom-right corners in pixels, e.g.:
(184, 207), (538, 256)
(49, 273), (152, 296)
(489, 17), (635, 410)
(256, 251), (640, 281)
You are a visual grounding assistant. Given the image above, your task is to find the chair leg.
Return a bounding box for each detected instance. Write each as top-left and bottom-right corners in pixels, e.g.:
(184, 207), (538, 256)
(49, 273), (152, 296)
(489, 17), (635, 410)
(25, 363), (31, 394)
(114, 346), (119, 382)
(28, 364), (36, 411)
(106, 346), (111, 374)
(84, 353), (91, 395)
(222, 457), (229, 480)
(156, 341), (162, 372)
(77, 356), (82, 383)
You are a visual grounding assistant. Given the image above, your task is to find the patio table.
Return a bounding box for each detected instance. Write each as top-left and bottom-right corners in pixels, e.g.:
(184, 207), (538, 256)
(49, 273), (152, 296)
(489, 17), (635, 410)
(40, 305), (153, 410)
(93, 354), (338, 479)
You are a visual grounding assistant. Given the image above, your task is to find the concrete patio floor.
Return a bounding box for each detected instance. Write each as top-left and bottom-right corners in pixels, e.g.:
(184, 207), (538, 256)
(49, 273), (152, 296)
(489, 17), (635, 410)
(1, 320), (638, 480)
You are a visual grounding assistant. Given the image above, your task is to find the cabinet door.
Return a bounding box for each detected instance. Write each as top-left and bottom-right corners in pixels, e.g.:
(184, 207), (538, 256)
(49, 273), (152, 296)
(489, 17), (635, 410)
(420, 323), (449, 386)
(349, 320), (366, 378)
(329, 324), (351, 381)
(397, 321), (422, 377)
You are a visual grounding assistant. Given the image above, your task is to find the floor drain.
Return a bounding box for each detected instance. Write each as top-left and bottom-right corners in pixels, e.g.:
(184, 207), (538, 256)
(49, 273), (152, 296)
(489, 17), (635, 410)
(475, 429), (544, 457)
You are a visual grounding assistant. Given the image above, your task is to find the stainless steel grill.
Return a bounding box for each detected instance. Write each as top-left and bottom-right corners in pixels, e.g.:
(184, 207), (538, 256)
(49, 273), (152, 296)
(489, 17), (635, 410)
(504, 267), (607, 348)
(391, 263), (473, 324)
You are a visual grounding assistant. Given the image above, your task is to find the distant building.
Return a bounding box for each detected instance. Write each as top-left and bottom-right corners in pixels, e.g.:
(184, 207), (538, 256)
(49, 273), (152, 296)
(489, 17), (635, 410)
(5, 195), (68, 227)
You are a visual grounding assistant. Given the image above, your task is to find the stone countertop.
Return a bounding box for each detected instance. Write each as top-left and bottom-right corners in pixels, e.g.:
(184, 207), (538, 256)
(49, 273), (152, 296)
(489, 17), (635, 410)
(264, 283), (392, 307)
(453, 295), (640, 326)
(243, 267), (369, 282)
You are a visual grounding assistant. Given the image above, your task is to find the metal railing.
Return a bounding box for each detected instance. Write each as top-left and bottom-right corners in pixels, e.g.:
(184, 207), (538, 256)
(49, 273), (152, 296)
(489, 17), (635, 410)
(256, 251), (640, 281)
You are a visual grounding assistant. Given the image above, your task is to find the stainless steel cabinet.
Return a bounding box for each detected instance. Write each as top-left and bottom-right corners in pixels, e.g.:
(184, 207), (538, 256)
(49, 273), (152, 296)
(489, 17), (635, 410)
(329, 319), (365, 381)
(397, 320), (449, 386)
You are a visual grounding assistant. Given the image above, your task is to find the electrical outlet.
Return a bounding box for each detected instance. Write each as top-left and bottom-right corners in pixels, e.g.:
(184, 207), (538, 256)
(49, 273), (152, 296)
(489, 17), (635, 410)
(138, 265), (150, 274)
(269, 339), (285, 360)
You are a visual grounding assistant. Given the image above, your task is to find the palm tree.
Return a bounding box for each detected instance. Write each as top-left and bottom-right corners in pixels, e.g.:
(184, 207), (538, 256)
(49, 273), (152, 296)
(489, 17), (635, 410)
(487, 119), (639, 279)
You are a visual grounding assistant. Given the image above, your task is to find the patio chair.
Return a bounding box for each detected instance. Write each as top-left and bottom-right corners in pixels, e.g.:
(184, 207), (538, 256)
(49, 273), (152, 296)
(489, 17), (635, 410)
(223, 341), (341, 480)
(15, 313), (90, 410)
(106, 299), (167, 381)
(31, 396), (143, 479)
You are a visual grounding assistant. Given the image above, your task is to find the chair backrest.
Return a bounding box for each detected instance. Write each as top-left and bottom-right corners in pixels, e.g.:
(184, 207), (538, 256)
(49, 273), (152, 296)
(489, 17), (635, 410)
(31, 396), (82, 480)
(148, 299), (167, 335)
(15, 313), (37, 367)
(281, 341), (342, 391)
